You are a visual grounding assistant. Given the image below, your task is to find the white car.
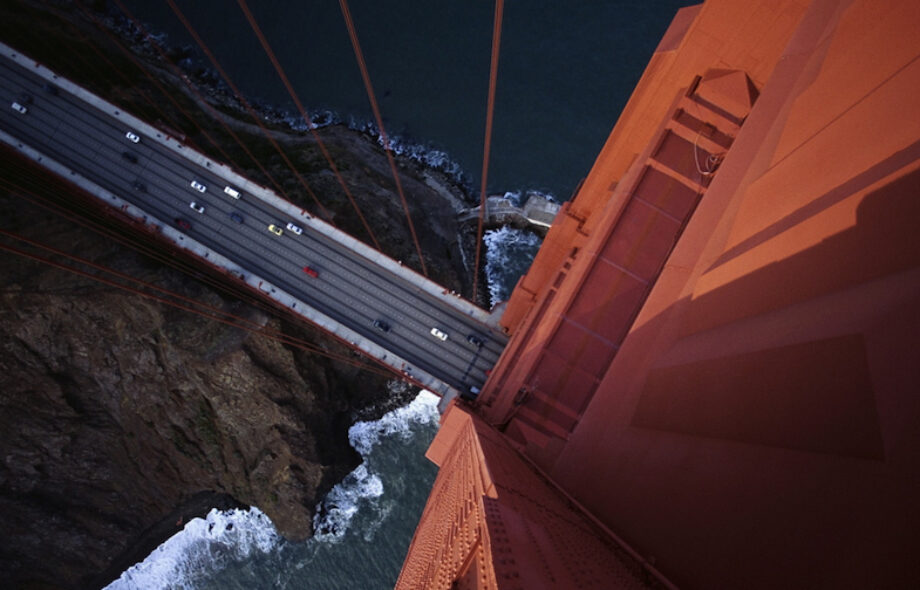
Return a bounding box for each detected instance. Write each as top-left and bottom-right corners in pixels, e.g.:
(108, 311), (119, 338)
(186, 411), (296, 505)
(11, 102), (27, 114)
(286, 222), (304, 235)
(223, 186), (241, 199)
(125, 131), (140, 143)
(430, 327), (449, 341)
(190, 180), (207, 193)
(189, 201), (205, 214)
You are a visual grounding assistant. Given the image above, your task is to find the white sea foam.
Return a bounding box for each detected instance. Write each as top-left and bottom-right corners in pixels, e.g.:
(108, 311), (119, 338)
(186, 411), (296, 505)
(381, 134), (467, 181)
(313, 390), (441, 541)
(348, 389), (440, 456)
(105, 390), (441, 588)
(484, 226), (543, 303)
(105, 507), (280, 590)
(501, 190), (524, 207)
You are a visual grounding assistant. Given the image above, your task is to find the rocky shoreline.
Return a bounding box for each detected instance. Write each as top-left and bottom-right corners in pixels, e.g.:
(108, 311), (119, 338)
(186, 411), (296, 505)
(0, 2), (485, 588)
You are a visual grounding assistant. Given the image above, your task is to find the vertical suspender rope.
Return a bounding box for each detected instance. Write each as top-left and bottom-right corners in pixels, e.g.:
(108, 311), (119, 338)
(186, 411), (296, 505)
(165, 0), (349, 234)
(235, 0), (379, 253)
(473, 0), (504, 303)
(106, 0), (310, 210)
(338, 0), (428, 277)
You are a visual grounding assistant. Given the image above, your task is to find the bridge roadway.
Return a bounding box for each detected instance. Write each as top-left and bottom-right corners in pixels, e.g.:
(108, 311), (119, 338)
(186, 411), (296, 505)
(0, 44), (507, 399)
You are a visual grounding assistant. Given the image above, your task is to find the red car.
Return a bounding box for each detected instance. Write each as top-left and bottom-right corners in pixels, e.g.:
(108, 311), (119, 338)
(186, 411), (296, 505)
(302, 265), (319, 278)
(175, 218), (191, 230)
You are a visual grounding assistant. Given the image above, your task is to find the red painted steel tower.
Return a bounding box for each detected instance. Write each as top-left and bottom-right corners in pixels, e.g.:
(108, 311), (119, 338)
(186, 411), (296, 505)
(398, 0), (920, 587)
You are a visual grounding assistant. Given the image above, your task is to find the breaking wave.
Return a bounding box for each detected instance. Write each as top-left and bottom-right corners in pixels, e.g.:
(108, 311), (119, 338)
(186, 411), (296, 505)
(313, 390), (440, 540)
(104, 390), (441, 589)
(484, 226), (544, 304)
(105, 508), (280, 590)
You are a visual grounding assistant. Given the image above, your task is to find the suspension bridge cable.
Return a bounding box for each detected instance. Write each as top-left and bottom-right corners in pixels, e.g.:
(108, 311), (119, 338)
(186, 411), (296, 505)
(0, 223), (395, 377)
(0, 171), (348, 353)
(76, 0), (307, 207)
(39, 0), (192, 147)
(472, 0), (504, 303)
(106, 0), (309, 211)
(235, 0), (380, 253)
(164, 0), (344, 232)
(337, 0), (428, 276)
(0, 169), (388, 373)
(2, 238), (394, 377)
(69, 0), (216, 155)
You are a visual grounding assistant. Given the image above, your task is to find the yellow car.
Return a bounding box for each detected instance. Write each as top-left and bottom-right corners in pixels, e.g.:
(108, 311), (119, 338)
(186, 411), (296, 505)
(268, 224), (283, 236)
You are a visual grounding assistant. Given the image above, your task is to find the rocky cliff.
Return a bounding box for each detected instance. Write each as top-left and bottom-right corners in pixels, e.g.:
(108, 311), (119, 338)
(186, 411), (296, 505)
(0, 3), (480, 588)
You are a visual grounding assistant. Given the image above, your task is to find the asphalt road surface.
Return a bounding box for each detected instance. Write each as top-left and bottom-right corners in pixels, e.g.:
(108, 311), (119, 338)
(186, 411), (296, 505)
(0, 51), (508, 394)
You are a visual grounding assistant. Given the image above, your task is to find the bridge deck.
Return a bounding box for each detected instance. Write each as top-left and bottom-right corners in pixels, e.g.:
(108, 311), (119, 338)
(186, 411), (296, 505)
(0, 42), (507, 400)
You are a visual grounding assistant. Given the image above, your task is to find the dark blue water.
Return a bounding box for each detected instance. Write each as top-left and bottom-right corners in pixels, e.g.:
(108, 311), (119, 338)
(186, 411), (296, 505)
(118, 0), (692, 199)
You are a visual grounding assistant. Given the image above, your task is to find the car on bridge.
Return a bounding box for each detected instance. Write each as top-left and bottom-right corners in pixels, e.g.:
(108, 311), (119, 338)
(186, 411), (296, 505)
(189, 201), (205, 214)
(125, 131), (140, 143)
(190, 180), (207, 193)
(467, 334), (484, 347)
(373, 319), (391, 333)
(430, 327), (449, 341)
(174, 218), (191, 230)
(223, 186), (241, 199)
(229, 212), (244, 224)
(268, 224), (283, 236)
(10, 101), (27, 114)
(286, 222), (304, 235)
(121, 151), (138, 164)
(302, 265), (319, 278)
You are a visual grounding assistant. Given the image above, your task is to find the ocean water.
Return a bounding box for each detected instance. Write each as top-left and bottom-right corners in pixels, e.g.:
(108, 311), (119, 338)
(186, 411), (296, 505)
(117, 0), (693, 200)
(484, 224), (544, 304)
(105, 391), (442, 590)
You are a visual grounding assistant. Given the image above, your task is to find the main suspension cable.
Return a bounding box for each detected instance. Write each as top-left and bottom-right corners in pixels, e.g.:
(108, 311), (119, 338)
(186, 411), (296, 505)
(0, 224), (395, 378)
(77, 0), (299, 207)
(473, 0), (505, 303)
(165, 0), (342, 230)
(236, 0), (383, 256)
(0, 168), (391, 375)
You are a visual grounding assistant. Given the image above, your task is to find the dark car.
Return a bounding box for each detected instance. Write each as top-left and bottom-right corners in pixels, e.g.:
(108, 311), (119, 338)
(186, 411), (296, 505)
(373, 319), (391, 333)
(121, 151), (138, 164)
(131, 180), (146, 192)
(42, 83), (59, 96)
(174, 218), (191, 230)
(229, 212), (244, 224)
(467, 334), (484, 347)
(460, 385), (481, 402)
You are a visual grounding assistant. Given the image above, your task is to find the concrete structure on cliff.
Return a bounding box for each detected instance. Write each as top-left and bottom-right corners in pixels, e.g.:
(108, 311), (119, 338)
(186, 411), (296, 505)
(457, 193), (561, 234)
(398, 0), (920, 588)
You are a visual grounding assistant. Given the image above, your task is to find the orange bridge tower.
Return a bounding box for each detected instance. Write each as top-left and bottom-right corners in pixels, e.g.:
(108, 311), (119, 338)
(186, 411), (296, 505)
(398, 0), (920, 587)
